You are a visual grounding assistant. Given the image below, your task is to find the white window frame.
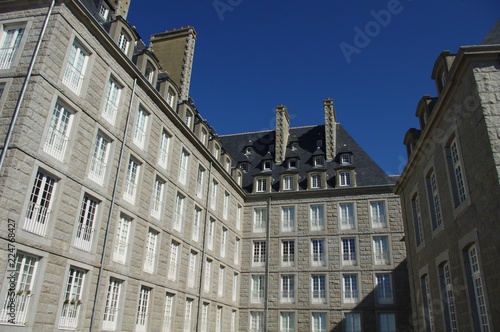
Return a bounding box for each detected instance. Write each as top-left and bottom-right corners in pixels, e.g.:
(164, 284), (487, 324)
(283, 175), (294, 191)
(234, 238), (240, 265)
(375, 273), (393, 304)
(468, 244), (490, 331)
(373, 236), (390, 265)
(217, 266), (225, 297)
(207, 219), (215, 250)
(311, 274), (327, 304)
(44, 100), (74, 162)
(339, 202), (355, 230)
(339, 171), (351, 187)
(378, 313), (396, 332)
(168, 242), (180, 281)
(370, 201), (387, 228)
(117, 30), (130, 54)
(133, 107), (149, 149)
(253, 207), (267, 233)
(183, 299), (193, 332)
(210, 179), (218, 210)
(123, 157), (140, 204)
(196, 165), (205, 198)
(440, 262), (458, 332)
(281, 206), (295, 232)
(250, 311), (264, 332)
(342, 274), (359, 304)
(252, 241), (266, 267)
(158, 130), (171, 169)
(62, 40), (89, 95)
(310, 204), (325, 231)
(173, 193), (185, 232)
(58, 267), (86, 329)
(192, 206), (202, 242)
(204, 259), (212, 293)
(166, 88), (176, 108)
(344, 312), (362, 332)
(73, 194), (98, 252)
(151, 177), (165, 219)
(256, 177), (268, 192)
(232, 273), (239, 302)
(251, 275), (265, 303)
(0, 23), (26, 69)
(223, 191), (230, 219)
(102, 77), (121, 124)
(311, 173), (321, 189)
(312, 312), (327, 332)
(412, 193), (424, 247)
(311, 239), (326, 267)
(187, 251), (197, 288)
(88, 131), (111, 185)
(201, 302), (209, 332)
(24, 170), (57, 236)
(282, 240), (295, 267)
(221, 227), (227, 258)
(143, 229), (158, 273)
(113, 215), (131, 264)
(422, 274), (435, 332)
(342, 238), (357, 266)
(162, 293), (175, 332)
(280, 312), (295, 332)
(135, 286), (151, 332)
(448, 137), (467, 206)
(281, 275), (295, 303)
(102, 278), (122, 331)
(427, 170), (442, 230)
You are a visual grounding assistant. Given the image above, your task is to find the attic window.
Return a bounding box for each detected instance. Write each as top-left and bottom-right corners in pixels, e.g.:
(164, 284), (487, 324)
(340, 154), (351, 165)
(314, 156), (324, 167)
(316, 140), (322, 147)
(98, 2), (110, 20)
(289, 158), (298, 169)
(263, 160), (272, 170)
(240, 163), (249, 172)
(245, 147), (253, 154)
(291, 142), (299, 151)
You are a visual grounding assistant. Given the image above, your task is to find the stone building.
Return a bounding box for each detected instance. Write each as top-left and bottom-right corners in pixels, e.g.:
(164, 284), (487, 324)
(0, 0), (409, 331)
(395, 20), (500, 332)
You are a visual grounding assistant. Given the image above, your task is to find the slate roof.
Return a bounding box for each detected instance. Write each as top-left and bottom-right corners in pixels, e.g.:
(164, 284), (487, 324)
(219, 124), (394, 193)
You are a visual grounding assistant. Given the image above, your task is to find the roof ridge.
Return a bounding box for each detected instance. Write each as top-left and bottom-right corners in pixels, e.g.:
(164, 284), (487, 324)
(219, 124), (322, 137)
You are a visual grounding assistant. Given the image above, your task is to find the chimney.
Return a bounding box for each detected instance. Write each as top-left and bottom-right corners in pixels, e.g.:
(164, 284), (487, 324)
(150, 27), (197, 101)
(112, 0), (131, 19)
(324, 98), (337, 161)
(275, 105), (290, 163)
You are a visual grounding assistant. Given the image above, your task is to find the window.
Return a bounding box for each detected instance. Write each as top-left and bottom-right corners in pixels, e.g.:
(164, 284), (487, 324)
(231, 310), (237, 332)
(0, 24), (25, 69)
(340, 153), (351, 164)
(24, 170), (57, 236)
(234, 238), (240, 265)
(196, 166), (205, 198)
(288, 158), (298, 168)
(201, 302), (209, 332)
(163, 293), (175, 332)
(44, 100), (74, 161)
(158, 130), (171, 169)
(185, 110), (193, 128)
(283, 175), (294, 191)
(311, 275), (327, 304)
(240, 162), (249, 172)
(232, 273), (239, 302)
(426, 171), (442, 230)
(370, 201), (387, 228)
(73, 194), (98, 252)
(375, 273), (393, 304)
(314, 156), (324, 166)
(439, 262), (458, 332)
(339, 203), (355, 230)
(207, 219), (215, 250)
(256, 177), (268, 192)
(280, 312), (295, 332)
(421, 275), (434, 332)
(204, 259), (212, 293)
(311, 239), (326, 266)
(236, 204), (242, 230)
(412, 193), (424, 247)
(378, 313), (396, 332)
(113, 215), (131, 264)
(251, 275), (265, 303)
(342, 274), (359, 304)
(183, 299), (193, 332)
(213, 143), (220, 160)
(151, 177), (165, 219)
(218, 266), (225, 297)
(263, 160), (272, 170)
(187, 251), (197, 288)
(133, 107), (148, 149)
(98, 1), (110, 20)
(447, 137), (467, 206)
(311, 173), (322, 189)
(58, 267), (86, 329)
(88, 132), (111, 185)
(168, 242), (180, 281)
(339, 171), (351, 186)
(216, 306), (222, 332)
(344, 312), (361, 332)
(0, 252), (38, 325)
(467, 244), (490, 331)
(373, 236), (390, 265)
(253, 207), (267, 233)
(223, 191), (230, 219)
(102, 278), (122, 331)
(123, 157), (140, 203)
(282, 240), (295, 267)
(143, 229), (158, 273)
(135, 286), (151, 332)
(173, 193), (185, 232)
(210, 179), (218, 209)
(281, 275), (295, 303)
(310, 205), (325, 231)
(250, 311), (264, 332)
(312, 312), (327, 332)
(342, 238), (357, 266)
(144, 61), (155, 83)
(192, 206), (202, 242)
(252, 241), (266, 267)
(166, 88), (175, 108)
(221, 227), (227, 258)
(117, 30), (130, 54)
(281, 206), (295, 232)
(63, 41), (89, 94)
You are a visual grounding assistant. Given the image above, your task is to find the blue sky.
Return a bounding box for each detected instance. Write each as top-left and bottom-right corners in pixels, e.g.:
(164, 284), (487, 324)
(128, 1), (499, 175)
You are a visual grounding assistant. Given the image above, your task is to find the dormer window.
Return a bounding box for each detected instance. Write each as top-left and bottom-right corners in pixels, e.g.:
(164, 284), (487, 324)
(282, 175), (295, 191)
(255, 177), (268, 193)
(310, 173), (322, 189)
(245, 147), (253, 154)
(144, 61), (155, 83)
(288, 158), (298, 169)
(314, 156), (324, 167)
(166, 88), (176, 108)
(339, 171), (352, 187)
(185, 110), (193, 128)
(200, 128), (208, 145)
(213, 144), (220, 160)
(117, 30), (130, 54)
(98, 2), (110, 21)
(291, 142), (299, 151)
(340, 154), (351, 165)
(225, 157), (231, 172)
(240, 162), (249, 173)
(263, 160), (272, 171)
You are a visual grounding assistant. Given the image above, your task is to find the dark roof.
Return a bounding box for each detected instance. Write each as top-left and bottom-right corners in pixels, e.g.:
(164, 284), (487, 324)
(219, 124), (393, 193)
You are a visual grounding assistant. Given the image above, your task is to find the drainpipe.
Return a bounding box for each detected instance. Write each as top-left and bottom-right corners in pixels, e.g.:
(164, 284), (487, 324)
(0, 0), (55, 174)
(89, 78), (137, 331)
(264, 196), (271, 331)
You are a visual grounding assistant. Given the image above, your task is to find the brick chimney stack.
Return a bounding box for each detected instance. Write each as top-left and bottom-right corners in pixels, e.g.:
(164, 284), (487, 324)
(324, 98), (337, 161)
(275, 105), (290, 163)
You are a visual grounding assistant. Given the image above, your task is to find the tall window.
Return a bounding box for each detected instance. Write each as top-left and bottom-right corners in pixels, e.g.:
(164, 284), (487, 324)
(370, 201), (387, 228)
(183, 299), (193, 332)
(280, 312), (295, 332)
(178, 149), (190, 185)
(378, 313), (396, 332)
(421, 274), (434, 332)
(311, 275), (327, 304)
(343, 274), (359, 304)
(339, 171), (351, 186)
(166, 88), (175, 108)
(223, 191), (230, 219)
(310, 205), (325, 231)
(342, 238), (357, 266)
(135, 286), (151, 332)
(250, 311), (264, 332)
(102, 77), (121, 124)
(373, 236), (390, 265)
(0, 253), (38, 325)
(467, 244), (490, 331)
(24, 170), (57, 236)
(0, 25), (24, 69)
(185, 110), (193, 128)
(117, 30), (130, 54)
(236, 204), (242, 230)
(281, 275), (295, 303)
(158, 130), (171, 169)
(102, 278), (122, 331)
(252, 241), (266, 267)
(217, 266), (225, 297)
(207, 219), (215, 250)
(133, 107), (148, 149)
(256, 177), (267, 192)
(143, 229), (158, 273)
(173, 193), (185, 232)
(439, 262), (458, 332)
(311, 239), (325, 266)
(412, 193), (424, 246)
(210, 179), (218, 209)
(234, 238), (240, 265)
(163, 293), (175, 332)
(312, 312), (327, 332)
(375, 273), (393, 304)
(44, 101), (73, 161)
(98, 2), (110, 21)
(201, 302), (209, 332)
(88, 132), (111, 185)
(448, 137), (467, 206)
(150, 177), (165, 219)
(215, 306), (222, 332)
(231, 310), (237, 332)
(58, 267), (86, 329)
(144, 61), (155, 83)
(339, 203), (355, 230)
(426, 170), (442, 230)
(311, 173), (321, 189)
(123, 157), (140, 203)
(196, 166), (205, 198)
(73, 195), (98, 252)
(113, 215), (131, 264)
(281, 206), (295, 232)
(204, 259), (212, 293)
(221, 227), (227, 258)
(187, 251), (197, 288)
(232, 273), (239, 302)
(63, 41), (88, 94)
(253, 207), (267, 233)
(251, 275), (265, 303)
(283, 175), (294, 191)
(192, 206), (202, 242)
(282, 240), (295, 267)
(344, 312), (362, 332)
(168, 242), (180, 281)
